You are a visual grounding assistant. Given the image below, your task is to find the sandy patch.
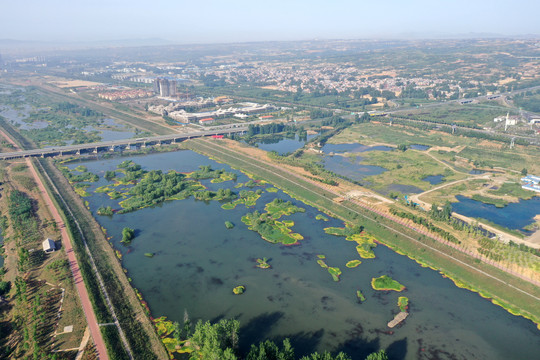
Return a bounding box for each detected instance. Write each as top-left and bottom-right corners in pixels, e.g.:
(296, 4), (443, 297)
(478, 140), (503, 149)
(49, 80), (102, 88)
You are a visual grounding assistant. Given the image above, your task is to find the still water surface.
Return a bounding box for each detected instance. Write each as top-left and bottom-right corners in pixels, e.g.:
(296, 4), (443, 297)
(452, 195), (540, 232)
(73, 150), (540, 359)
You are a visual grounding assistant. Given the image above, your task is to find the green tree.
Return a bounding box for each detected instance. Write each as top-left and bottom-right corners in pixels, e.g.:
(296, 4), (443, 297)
(189, 319), (239, 360)
(0, 281), (10, 296)
(397, 144), (408, 151)
(121, 227), (135, 244)
(247, 339), (295, 360)
(521, 168), (528, 176)
(365, 350), (389, 360)
(299, 352), (351, 360)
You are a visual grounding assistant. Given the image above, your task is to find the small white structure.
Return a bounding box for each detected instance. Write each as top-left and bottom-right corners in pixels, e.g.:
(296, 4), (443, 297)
(42, 238), (56, 253)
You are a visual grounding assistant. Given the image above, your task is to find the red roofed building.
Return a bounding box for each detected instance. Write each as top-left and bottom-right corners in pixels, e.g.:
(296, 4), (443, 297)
(199, 117), (215, 125)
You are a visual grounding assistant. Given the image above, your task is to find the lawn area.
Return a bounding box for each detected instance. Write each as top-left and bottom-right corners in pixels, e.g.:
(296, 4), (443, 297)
(394, 102), (512, 127)
(330, 122), (476, 148)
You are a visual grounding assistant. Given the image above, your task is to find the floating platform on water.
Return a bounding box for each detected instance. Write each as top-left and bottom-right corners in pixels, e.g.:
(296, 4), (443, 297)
(388, 311), (408, 328)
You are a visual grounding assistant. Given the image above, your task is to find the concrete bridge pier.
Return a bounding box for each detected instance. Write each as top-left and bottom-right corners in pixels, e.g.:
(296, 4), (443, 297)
(41, 153), (45, 158)
(93, 147), (98, 154)
(156, 141), (162, 147)
(76, 149), (81, 155)
(125, 144), (131, 150)
(141, 142), (147, 148)
(109, 146), (115, 152)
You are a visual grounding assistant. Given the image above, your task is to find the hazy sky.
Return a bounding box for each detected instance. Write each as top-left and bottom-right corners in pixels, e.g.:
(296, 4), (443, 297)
(1, 0), (538, 43)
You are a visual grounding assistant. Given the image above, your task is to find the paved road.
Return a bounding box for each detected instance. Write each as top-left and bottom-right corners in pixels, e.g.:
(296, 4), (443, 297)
(0, 129), (109, 359)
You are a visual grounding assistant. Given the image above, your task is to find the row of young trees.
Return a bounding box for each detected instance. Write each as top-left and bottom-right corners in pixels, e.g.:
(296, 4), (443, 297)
(390, 208), (460, 244)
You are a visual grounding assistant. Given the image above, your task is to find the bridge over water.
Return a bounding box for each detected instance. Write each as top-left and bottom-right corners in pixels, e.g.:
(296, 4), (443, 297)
(0, 125), (248, 160)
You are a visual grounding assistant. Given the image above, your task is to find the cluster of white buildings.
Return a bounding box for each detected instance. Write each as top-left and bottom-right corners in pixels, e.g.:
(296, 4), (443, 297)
(167, 103), (276, 124)
(148, 101), (276, 124)
(521, 175), (540, 193)
(98, 89), (153, 101)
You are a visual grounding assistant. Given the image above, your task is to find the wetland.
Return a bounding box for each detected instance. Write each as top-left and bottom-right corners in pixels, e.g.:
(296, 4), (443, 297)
(66, 149), (540, 359)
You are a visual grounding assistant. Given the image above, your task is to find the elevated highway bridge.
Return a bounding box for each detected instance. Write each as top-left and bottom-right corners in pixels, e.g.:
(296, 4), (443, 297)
(0, 125), (248, 160)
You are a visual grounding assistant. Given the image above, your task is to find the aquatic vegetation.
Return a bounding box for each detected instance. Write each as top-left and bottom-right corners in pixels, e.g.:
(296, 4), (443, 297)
(316, 214), (329, 221)
(210, 171), (237, 183)
(242, 211), (303, 245)
(101, 163), (208, 213)
(317, 254), (326, 259)
(316, 258), (341, 281)
(256, 257), (271, 269)
(241, 199), (305, 245)
(107, 190), (124, 200)
(95, 185), (114, 193)
(233, 285), (246, 294)
(187, 165), (237, 182)
(235, 179), (266, 188)
(222, 190), (261, 209)
(398, 296), (409, 311)
(317, 259), (328, 268)
(121, 227), (135, 244)
(346, 260), (362, 268)
(225, 221), (235, 229)
(326, 225), (377, 259)
(264, 198), (305, 219)
(97, 206), (114, 216)
(324, 223), (363, 237)
(266, 187), (279, 193)
(194, 188), (237, 202)
(327, 267), (342, 282)
(73, 183), (91, 197)
(356, 290), (366, 302)
(154, 316), (176, 337)
(371, 275), (405, 292)
(74, 165), (88, 172)
(60, 165), (99, 183)
(144, 253), (155, 258)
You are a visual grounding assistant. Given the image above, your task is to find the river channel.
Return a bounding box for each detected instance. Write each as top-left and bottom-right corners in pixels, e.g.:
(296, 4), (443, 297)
(71, 149), (540, 360)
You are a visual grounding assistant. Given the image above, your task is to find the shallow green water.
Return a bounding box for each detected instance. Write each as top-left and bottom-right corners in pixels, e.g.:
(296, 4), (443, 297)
(73, 150), (540, 359)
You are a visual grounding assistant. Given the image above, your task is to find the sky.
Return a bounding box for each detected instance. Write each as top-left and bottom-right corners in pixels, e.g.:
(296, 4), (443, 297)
(1, 0), (539, 44)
